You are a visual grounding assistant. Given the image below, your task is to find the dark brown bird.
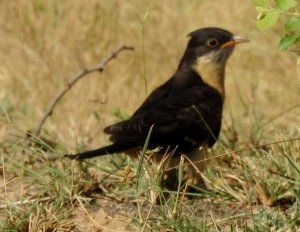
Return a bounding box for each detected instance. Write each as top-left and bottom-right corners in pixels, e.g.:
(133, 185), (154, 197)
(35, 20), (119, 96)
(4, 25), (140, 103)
(66, 27), (248, 176)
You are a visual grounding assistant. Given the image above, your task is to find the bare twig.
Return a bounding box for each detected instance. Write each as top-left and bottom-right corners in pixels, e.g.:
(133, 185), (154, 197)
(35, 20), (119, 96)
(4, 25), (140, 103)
(0, 196), (51, 209)
(33, 44), (134, 137)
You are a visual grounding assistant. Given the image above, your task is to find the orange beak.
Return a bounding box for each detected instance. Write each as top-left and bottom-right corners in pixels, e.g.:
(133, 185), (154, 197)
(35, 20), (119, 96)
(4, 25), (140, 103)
(221, 35), (249, 49)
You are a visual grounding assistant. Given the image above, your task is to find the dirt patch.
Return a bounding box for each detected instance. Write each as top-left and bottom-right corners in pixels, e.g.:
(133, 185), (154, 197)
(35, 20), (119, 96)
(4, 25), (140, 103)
(73, 199), (136, 232)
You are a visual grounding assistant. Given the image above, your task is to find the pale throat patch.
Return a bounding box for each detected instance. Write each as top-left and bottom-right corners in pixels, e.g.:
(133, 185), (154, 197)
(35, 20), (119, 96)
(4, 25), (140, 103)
(193, 54), (226, 101)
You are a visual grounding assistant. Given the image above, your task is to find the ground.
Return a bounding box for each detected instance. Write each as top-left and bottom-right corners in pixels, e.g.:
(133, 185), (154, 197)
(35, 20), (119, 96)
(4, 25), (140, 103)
(1, 0), (300, 231)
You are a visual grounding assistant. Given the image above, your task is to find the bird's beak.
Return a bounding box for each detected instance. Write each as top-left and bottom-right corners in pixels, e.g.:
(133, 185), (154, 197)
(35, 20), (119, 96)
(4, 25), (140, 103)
(221, 35), (250, 49)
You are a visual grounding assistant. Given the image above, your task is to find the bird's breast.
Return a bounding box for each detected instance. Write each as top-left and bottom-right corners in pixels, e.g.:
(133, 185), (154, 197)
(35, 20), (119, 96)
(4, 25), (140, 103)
(193, 56), (226, 101)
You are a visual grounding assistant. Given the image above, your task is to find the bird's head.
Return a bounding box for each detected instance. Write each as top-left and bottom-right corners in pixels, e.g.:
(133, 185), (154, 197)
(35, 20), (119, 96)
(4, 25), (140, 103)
(179, 27), (249, 69)
(178, 27), (249, 101)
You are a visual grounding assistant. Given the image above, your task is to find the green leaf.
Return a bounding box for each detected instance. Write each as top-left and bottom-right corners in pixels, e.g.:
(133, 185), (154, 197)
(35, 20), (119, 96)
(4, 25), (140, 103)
(285, 17), (300, 31)
(256, 10), (280, 30)
(252, 0), (269, 7)
(278, 33), (300, 50)
(275, 0), (297, 11)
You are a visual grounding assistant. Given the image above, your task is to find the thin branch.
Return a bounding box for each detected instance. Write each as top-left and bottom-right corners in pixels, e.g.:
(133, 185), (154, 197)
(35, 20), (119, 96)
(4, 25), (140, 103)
(0, 197), (51, 209)
(33, 44), (134, 137)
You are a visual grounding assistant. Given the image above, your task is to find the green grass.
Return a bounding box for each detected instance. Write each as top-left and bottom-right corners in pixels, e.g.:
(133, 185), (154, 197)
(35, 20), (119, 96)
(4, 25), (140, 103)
(1, 0), (300, 231)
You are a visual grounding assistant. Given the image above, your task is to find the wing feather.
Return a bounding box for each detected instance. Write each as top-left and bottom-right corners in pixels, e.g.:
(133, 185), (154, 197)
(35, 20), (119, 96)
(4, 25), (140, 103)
(104, 77), (223, 151)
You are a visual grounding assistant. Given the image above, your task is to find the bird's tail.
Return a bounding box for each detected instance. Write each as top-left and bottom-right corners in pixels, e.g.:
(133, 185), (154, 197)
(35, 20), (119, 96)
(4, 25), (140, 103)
(65, 143), (136, 160)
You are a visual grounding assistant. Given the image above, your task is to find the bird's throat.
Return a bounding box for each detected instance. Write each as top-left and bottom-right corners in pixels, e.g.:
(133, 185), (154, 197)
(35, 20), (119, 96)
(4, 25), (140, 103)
(193, 55), (226, 101)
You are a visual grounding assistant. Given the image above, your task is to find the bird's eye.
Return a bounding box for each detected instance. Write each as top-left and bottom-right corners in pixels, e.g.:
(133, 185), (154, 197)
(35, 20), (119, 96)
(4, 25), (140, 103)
(207, 39), (219, 47)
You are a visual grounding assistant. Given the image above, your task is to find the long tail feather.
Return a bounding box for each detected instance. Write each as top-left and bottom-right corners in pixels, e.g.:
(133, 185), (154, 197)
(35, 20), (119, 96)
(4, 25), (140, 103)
(65, 143), (136, 160)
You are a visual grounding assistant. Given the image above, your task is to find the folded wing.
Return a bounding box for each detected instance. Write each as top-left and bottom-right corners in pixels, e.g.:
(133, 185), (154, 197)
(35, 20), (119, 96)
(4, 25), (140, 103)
(104, 83), (223, 152)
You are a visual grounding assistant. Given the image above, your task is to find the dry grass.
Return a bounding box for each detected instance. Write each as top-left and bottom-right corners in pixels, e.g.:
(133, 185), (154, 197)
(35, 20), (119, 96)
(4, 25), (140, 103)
(1, 0), (300, 231)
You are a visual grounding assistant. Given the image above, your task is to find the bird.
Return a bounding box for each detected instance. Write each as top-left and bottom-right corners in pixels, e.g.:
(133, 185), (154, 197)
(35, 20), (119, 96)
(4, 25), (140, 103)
(66, 27), (248, 186)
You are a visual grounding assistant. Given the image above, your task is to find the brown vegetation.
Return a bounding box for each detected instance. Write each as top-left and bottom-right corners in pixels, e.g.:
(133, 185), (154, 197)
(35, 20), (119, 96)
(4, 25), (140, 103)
(0, 1), (300, 231)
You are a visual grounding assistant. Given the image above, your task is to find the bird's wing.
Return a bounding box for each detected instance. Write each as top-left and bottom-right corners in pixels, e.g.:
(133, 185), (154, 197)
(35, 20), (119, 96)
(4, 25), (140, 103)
(104, 85), (223, 150)
(131, 78), (173, 117)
